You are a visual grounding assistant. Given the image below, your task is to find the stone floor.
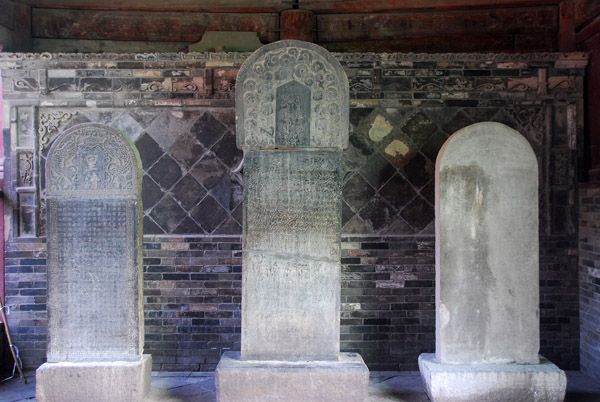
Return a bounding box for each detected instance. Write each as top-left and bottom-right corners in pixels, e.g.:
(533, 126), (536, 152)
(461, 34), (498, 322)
(1, 370), (599, 401)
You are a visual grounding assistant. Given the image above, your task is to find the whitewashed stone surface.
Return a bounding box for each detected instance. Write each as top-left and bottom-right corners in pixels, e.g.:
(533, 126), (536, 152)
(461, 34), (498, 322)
(435, 122), (540, 364)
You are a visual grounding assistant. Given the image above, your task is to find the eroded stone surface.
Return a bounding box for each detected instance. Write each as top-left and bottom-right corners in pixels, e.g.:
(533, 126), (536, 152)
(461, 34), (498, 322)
(36, 355), (152, 402)
(435, 122), (539, 364)
(419, 354), (566, 402)
(216, 351), (369, 402)
(237, 41), (350, 362)
(45, 123), (143, 362)
(242, 151), (342, 359)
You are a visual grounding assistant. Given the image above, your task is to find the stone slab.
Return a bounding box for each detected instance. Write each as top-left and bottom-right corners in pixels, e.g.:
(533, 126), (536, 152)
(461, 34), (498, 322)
(436, 122), (539, 364)
(242, 150), (342, 360)
(216, 351), (369, 402)
(45, 123), (143, 362)
(47, 197), (140, 361)
(36, 354), (152, 402)
(418, 353), (566, 402)
(242, 252), (340, 360)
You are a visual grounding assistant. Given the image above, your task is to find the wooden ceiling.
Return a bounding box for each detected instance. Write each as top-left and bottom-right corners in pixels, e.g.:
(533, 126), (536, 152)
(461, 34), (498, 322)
(5, 0), (600, 53)
(16, 0), (562, 12)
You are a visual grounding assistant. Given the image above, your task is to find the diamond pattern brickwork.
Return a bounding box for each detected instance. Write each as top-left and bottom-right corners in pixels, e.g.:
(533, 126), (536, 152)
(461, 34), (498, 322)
(340, 106), (545, 235)
(38, 108), (242, 235)
(36, 105), (546, 236)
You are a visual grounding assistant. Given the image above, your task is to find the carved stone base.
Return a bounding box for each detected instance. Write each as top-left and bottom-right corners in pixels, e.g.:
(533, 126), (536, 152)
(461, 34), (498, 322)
(36, 354), (151, 402)
(418, 353), (566, 402)
(215, 351), (369, 402)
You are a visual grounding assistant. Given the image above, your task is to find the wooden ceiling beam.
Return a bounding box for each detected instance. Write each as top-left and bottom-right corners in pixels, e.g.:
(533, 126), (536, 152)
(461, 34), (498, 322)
(317, 7), (558, 43)
(19, 0), (561, 14)
(31, 8), (280, 42)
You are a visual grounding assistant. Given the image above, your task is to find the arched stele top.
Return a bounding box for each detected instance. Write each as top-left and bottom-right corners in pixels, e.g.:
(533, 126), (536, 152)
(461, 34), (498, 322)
(435, 122), (540, 365)
(236, 40), (349, 150)
(46, 123), (142, 197)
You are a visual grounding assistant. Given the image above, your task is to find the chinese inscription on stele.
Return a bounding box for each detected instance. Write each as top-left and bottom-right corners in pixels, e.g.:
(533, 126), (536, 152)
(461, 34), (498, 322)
(45, 123), (143, 362)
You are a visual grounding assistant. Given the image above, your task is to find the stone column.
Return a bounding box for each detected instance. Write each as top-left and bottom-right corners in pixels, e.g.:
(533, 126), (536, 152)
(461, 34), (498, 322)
(215, 40), (369, 402)
(36, 123), (151, 402)
(418, 122), (566, 402)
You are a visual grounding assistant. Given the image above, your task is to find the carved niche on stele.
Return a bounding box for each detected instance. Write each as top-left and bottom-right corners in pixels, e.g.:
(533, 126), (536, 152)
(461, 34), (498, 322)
(236, 40), (349, 150)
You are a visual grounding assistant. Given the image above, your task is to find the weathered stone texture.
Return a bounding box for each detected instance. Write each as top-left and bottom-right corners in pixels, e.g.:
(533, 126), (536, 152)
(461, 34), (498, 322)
(436, 122), (539, 364)
(419, 354), (567, 402)
(244, 151), (341, 259)
(36, 354), (152, 402)
(45, 123), (143, 362)
(216, 351), (369, 402)
(237, 41), (349, 363)
(236, 40), (349, 149)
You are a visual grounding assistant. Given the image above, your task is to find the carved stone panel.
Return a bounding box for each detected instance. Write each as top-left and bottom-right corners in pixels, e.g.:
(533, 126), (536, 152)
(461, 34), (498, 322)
(17, 151), (34, 187)
(45, 123), (143, 362)
(236, 40), (349, 150)
(242, 150), (342, 361)
(46, 123), (138, 196)
(244, 151), (342, 259)
(275, 80), (311, 147)
(238, 42), (349, 363)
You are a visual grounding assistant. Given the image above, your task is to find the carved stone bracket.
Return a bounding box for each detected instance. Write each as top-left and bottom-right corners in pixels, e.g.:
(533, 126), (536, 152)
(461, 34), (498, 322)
(508, 107), (545, 145)
(17, 151), (34, 187)
(38, 111), (78, 152)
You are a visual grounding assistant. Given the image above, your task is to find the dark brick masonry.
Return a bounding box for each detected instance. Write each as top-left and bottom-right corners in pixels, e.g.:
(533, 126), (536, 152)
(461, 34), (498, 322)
(579, 185), (600, 381)
(3, 234), (580, 372)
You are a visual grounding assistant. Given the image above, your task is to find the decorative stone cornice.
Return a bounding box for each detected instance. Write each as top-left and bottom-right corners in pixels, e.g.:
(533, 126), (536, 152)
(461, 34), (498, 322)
(0, 51), (589, 69)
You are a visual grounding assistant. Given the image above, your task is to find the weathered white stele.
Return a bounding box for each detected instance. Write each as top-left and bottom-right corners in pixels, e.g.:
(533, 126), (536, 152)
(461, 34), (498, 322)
(418, 122), (566, 402)
(36, 123), (151, 402)
(215, 40), (369, 402)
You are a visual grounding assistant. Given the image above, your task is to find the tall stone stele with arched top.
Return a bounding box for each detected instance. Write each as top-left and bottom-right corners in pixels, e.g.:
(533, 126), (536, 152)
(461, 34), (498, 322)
(418, 122), (566, 402)
(35, 123), (151, 402)
(215, 40), (369, 402)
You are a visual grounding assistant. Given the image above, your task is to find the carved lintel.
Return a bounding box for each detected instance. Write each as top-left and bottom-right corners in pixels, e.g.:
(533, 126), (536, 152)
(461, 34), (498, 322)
(0, 51), (589, 69)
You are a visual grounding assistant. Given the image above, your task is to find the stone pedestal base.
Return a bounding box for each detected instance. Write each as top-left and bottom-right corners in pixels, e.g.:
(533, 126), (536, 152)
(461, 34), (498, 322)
(36, 354), (152, 402)
(216, 351), (369, 402)
(418, 353), (566, 402)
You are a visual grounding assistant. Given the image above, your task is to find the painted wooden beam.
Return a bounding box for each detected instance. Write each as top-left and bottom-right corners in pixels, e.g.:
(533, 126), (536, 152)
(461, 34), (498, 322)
(31, 8), (279, 42)
(20, 0), (561, 13)
(317, 7), (558, 43)
(280, 9), (315, 42)
(573, 0), (600, 30)
(558, 0), (576, 52)
(320, 34), (515, 53)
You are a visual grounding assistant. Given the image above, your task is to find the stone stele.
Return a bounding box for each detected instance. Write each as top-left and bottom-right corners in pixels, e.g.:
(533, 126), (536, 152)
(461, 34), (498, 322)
(418, 122), (566, 402)
(36, 123), (151, 402)
(215, 40), (368, 402)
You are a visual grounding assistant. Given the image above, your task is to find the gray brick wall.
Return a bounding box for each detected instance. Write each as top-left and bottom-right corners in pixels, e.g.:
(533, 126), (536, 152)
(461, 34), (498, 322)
(3, 234), (580, 371)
